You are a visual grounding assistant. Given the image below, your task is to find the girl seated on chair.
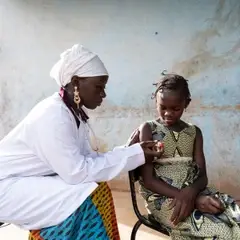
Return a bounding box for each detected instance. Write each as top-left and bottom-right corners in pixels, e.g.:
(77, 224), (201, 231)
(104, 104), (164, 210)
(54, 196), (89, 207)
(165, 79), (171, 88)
(138, 72), (240, 240)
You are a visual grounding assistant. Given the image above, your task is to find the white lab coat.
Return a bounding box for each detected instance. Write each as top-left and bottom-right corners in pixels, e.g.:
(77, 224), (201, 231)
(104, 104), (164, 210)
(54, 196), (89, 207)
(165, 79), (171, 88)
(0, 93), (144, 230)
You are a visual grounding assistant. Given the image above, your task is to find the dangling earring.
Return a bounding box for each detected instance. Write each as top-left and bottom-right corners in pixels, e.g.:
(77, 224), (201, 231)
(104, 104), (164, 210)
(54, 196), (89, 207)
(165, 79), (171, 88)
(73, 86), (81, 109)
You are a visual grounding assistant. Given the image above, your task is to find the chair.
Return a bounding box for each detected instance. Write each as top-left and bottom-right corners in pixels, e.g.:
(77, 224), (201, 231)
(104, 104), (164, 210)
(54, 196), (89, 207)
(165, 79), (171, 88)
(128, 169), (170, 240)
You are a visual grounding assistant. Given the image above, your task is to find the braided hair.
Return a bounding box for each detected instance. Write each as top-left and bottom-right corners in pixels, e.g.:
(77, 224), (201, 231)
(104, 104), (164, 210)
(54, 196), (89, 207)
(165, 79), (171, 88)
(153, 70), (191, 106)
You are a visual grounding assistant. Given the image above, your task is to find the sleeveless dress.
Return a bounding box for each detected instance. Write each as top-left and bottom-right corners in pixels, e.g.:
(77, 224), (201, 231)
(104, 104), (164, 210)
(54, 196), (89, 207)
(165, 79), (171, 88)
(139, 120), (240, 240)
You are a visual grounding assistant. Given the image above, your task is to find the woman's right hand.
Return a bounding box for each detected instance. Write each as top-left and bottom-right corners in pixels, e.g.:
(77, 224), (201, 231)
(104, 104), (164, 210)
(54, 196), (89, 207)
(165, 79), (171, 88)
(126, 126), (164, 162)
(139, 141), (164, 163)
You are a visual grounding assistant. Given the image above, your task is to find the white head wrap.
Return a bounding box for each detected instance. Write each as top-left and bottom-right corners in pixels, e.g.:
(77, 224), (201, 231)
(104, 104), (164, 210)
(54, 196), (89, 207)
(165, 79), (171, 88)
(50, 44), (108, 87)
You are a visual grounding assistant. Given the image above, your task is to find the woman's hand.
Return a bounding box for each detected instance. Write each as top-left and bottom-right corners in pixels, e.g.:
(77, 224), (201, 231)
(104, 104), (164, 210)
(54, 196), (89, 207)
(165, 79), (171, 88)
(169, 186), (198, 225)
(139, 141), (164, 162)
(195, 195), (224, 214)
(126, 127), (164, 162)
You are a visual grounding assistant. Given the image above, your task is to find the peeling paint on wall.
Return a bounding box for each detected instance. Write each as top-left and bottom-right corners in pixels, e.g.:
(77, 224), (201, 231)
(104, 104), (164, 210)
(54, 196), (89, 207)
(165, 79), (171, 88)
(172, 0), (240, 78)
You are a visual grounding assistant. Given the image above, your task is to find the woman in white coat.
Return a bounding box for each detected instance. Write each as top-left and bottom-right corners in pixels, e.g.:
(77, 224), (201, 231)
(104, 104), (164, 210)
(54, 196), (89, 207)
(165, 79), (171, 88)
(0, 44), (162, 240)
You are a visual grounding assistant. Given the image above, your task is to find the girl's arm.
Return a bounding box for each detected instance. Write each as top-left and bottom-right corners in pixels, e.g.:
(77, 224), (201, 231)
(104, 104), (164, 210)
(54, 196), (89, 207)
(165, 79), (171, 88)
(139, 123), (180, 198)
(189, 126), (208, 193)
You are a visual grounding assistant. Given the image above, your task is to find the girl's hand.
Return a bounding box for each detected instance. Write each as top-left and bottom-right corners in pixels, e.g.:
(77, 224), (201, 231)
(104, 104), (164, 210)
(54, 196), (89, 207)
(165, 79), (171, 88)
(169, 187), (198, 225)
(196, 195), (224, 214)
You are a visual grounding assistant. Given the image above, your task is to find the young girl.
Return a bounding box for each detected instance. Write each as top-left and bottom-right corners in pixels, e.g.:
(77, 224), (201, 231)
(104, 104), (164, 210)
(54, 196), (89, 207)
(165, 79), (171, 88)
(139, 72), (240, 239)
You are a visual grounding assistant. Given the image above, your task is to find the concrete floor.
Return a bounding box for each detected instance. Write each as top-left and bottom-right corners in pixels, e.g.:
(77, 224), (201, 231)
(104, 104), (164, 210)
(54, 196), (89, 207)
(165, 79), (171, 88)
(113, 191), (169, 240)
(0, 191), (169, 240)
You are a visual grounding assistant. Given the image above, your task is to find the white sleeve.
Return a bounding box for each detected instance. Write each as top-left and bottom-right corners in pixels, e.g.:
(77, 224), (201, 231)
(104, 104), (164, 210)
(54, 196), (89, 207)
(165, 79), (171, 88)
(31, 115), (145, 185)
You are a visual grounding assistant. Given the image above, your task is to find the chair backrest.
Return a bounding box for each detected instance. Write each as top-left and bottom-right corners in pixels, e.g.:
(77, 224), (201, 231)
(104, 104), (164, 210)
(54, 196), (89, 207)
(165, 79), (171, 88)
(129, 170), (170, 236)
(129, 167), (141, 182)
(128, 168), (145, 221)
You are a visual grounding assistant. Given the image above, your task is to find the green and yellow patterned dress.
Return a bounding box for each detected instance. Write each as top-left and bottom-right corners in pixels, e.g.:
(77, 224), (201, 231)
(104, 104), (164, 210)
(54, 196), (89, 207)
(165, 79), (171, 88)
(139, 120), (240, 240)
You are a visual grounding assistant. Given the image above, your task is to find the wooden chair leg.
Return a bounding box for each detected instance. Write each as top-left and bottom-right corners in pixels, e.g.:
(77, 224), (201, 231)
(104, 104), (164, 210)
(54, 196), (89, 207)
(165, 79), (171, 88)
(130, 220), (142, 240)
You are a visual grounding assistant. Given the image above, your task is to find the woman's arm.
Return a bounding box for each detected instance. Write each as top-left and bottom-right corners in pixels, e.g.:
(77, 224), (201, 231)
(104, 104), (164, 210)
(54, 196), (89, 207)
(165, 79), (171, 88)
(139, 123), (179, 198)
(30, 114), (145, 185)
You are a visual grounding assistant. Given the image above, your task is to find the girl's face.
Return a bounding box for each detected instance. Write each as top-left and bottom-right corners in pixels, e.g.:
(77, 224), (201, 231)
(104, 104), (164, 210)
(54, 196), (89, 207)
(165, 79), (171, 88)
(156, 90), (186, 127)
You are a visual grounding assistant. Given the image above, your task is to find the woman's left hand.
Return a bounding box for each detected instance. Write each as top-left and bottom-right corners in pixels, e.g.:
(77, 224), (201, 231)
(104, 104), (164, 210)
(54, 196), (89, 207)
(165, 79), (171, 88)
(169, 187), (198, 225)
(126, 128), (140, 146)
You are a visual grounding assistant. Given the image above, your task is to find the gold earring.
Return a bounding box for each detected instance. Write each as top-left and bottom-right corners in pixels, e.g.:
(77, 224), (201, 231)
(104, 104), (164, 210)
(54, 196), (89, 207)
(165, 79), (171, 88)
(73, 86), (81, 109)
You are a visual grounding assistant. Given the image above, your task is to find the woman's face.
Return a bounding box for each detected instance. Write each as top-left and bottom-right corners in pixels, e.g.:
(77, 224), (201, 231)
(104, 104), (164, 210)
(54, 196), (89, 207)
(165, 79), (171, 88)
(77, 75), (108, 110)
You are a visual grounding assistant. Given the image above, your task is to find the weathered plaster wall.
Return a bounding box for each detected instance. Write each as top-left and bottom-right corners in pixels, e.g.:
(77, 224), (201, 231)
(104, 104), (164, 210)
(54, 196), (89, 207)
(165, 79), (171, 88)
(0, 0), (239, 197)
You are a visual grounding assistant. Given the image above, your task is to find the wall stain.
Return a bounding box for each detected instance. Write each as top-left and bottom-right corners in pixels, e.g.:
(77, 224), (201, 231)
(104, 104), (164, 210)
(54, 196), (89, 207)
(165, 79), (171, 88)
(235, 104), (240, 110)
(92, 102), (240, 118)
(198, 104), (240, 111)
(209, 0), (240, 32)
(172, 0), (240, 78)
(215, 165), (240, 200)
